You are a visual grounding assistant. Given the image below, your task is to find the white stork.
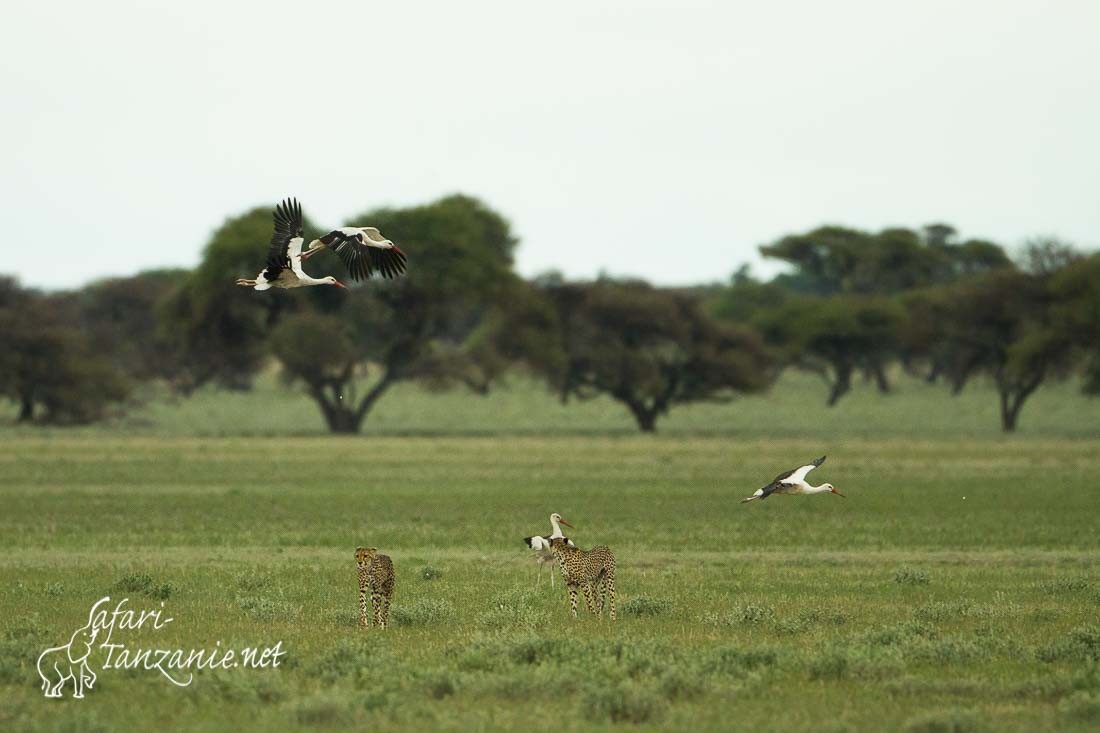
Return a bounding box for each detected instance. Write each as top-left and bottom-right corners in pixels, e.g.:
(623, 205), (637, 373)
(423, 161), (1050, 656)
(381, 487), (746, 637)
(523, 513), (575, 589)
(299, 226), (407, 281)
(740, 455), (844, 503)
(236, 198), (348, 290)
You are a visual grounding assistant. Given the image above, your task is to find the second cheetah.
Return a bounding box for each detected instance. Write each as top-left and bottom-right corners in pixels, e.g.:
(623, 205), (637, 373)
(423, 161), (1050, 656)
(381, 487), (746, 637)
(355, 547), (395, 629)
(549, 537), (616, 620)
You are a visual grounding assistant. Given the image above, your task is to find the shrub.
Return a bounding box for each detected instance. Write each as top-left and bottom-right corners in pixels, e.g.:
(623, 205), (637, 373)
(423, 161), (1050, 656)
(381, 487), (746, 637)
(1039, 577), (1089, 594)
(902, 709), (984, 733)
(1059, 691), (1100, 722)
(582, 681), (665, 724)
(658, 667), (707, 700)
(110, 572), (173, 600)
(290, 692), (352, 725)
(0, 623), (46, 684)
(235, 572), (274, 591)
(311, 638), (394, 685)
(808, 645), (905, 681)
(620, 597), (673, 617)
(894, 566), (931, 586)
(420, 565), (443, 580)
(390, 597), (455, 627)
(236, 594), (299, 622)
(702, 645), (779, 676)
(423, 671), (457, 699)
(476, 589), (551, 629)
(191, 670), (285, 704)
(1037, 626), (1100, 663)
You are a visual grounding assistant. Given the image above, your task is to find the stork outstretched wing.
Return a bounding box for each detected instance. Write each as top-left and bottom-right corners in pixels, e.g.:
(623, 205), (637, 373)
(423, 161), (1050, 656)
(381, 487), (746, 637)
(313, 228), (408, 282)
(262, 198), (304, 281)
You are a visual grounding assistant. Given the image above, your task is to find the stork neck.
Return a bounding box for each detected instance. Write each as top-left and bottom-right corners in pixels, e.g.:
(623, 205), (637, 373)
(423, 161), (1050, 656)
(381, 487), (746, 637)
(807, 484), (831, 494)
(549, 517), (563, 537)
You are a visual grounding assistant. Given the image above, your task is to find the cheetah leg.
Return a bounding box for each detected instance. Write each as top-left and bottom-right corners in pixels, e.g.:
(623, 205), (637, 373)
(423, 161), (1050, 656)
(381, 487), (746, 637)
(606, 570), (617, 621)
(381, 593), (391, 629)
(568, 583), (579, 618)
(358, 583), (369, 628)
(371, 591), (383, 628)
(596, 576), (607, 616)
(582, 581), (597, 615)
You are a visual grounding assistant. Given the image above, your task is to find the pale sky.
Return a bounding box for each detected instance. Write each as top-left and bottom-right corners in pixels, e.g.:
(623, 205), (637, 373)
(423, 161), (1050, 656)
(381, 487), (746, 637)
(2, 0), (1098, 289)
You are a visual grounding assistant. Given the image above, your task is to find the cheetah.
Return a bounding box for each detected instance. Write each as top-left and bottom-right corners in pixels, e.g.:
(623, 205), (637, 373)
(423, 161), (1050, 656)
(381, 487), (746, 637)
(548, 537), (616, 620)
(355, 547), (395, 629)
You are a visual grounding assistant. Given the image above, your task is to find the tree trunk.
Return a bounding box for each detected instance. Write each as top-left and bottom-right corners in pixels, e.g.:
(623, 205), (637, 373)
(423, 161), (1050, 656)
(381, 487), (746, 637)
(925, 361), (942, 384)
(997, 371), (1044, 433)
(323, 408), (361, 434)
(17, 394), (34, 422)
(1000, 393), (1020, 432)
(826, 364), (852, 407)
(623, 400), (658, 432)
(872, 363), (890, 394)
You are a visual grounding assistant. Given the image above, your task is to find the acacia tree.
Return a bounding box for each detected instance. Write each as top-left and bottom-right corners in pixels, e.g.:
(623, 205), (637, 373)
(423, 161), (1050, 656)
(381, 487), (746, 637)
(1050, 253), (1100, 393)
(76, 270), (188, 382)
(754, 295), (904, 406)
(522, 279), (773, 432)
(269, 195), (519, 433)
(0, 278), (129, 423)
(158, 205), (321, 392)
(936, 269), (1070, 431)
(759, 224), (1011, 295)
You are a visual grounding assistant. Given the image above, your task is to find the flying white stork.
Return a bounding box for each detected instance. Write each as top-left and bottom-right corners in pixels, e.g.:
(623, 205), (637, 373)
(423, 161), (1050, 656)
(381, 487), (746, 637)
(236, 198), (348, 290)
(523, 513), (575, 589)
(299, 226), (407, 281)
(740, 455), (844, 503)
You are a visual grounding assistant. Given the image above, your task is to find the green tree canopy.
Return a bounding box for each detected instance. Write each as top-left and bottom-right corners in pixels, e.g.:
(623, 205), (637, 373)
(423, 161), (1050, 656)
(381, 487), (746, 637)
(934, 269), (1070, 431)
(269, 194), (522, 433)
(753, 294), (905, 406)
(760, 224), (1012, 296)
(522, 279), (774, 432)
(0, 278), (129, 423)
(158, 204), (322, 391)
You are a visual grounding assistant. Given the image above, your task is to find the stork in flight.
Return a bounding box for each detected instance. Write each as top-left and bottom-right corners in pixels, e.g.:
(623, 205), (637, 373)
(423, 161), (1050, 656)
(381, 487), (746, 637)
(523, 513), (575, 589)
(299, 226), (407, 281)
(741, 456), (844, 503)
(236, 199), (347, 290)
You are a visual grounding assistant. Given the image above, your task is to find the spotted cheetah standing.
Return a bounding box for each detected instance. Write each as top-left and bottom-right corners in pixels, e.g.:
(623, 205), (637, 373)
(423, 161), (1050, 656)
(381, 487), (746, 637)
(355, 547), (395, 629)
(549, 537), (616, 620)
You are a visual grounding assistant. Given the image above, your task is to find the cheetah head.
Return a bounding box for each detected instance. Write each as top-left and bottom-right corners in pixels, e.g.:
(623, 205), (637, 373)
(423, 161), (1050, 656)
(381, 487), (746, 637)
(355, 547), (377, 569)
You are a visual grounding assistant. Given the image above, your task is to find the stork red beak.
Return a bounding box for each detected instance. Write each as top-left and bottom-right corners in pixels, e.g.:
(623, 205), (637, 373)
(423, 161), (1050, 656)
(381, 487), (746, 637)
(831, 487), (846, 498)
(332, 280), (347, 289)
(558, 518), (574, 528)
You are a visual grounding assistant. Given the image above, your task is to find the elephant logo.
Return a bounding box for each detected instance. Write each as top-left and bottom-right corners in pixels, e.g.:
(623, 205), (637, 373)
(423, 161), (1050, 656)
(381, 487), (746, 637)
(37, 601), (105, 699)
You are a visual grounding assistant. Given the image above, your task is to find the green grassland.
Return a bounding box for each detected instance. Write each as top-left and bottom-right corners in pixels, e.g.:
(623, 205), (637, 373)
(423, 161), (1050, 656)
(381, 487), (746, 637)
(1, 377), (1099, 731)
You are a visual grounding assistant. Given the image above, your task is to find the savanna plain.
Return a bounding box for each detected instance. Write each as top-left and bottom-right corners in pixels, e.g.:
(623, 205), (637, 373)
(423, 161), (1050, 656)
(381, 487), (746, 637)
(2, 374), (1099, 732)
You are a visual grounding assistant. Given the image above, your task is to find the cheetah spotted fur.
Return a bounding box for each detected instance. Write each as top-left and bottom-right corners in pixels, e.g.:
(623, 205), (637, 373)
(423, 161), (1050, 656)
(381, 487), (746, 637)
(355, 547), (395, 629)
(549, 537), (616, 620)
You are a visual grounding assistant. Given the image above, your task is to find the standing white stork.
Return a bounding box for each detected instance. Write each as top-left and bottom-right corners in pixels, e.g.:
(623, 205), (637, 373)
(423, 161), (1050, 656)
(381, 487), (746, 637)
(740, 456), (844, 503)
(235, 198), (348, 290)
(299, 226), (407, 281)
(523, 513), (575, 589)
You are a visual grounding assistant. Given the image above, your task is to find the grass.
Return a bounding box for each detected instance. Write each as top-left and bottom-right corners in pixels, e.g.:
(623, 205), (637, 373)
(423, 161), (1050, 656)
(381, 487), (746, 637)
(1, 377), (1098, 730)
(2, 368), (1099, 439)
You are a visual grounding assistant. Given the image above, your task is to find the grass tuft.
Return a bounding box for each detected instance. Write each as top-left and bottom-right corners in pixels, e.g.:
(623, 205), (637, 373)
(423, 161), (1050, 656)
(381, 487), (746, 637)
(893, 566), (931, 586)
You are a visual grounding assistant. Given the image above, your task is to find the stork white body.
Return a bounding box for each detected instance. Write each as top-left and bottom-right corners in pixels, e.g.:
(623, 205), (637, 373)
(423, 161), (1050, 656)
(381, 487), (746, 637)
(236, 199), (347, 291)
(299, 226), (408, 282)
(523, 513), (575, 589)
(741, 456), (844, 503)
